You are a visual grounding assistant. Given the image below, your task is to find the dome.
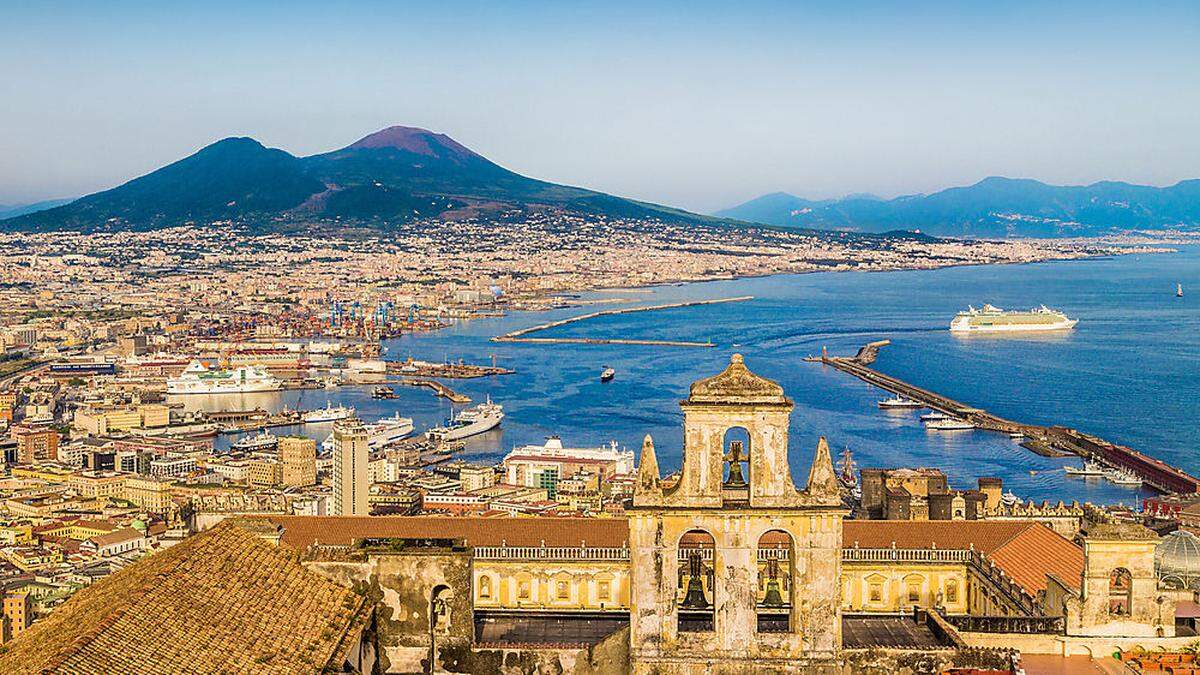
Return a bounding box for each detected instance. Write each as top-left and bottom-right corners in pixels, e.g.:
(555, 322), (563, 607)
(131, 518), (148, 533)
(1156, 530), (1200, 589)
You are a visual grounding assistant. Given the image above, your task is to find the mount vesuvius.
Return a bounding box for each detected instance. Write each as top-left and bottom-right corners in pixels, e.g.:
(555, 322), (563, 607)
(1, 126), (716, 232)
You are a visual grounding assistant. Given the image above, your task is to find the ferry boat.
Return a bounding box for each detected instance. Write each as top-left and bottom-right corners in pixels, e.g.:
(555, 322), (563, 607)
(302, 403), (356, 423)
(949, 304), (1077, 333)
(600, 367), (615, 382)
(924, 417), (976, 431)
(920, 410), (950, 422)
(166, 361), (282, 395)
(1064, 460), (1107, 477)
(231, 431), (278, 452)
(877, 395), (923, 409)
(426, 399), (504, 442)
(321, 413), (414, 451)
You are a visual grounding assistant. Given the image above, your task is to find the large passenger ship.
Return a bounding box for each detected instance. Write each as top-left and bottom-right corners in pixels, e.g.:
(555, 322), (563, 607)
(166, 361), (283, 394)
(949, 304), (1077, 333)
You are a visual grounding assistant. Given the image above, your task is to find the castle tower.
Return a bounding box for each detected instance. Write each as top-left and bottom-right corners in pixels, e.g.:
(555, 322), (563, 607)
(628, 354), (846, 673)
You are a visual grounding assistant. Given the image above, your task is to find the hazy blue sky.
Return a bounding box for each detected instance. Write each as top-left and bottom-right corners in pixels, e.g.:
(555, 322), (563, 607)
(2, 1), (1198, 212)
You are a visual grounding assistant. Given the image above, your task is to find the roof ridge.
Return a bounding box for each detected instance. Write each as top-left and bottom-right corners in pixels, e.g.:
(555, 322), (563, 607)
(989, 521), (1045, 553)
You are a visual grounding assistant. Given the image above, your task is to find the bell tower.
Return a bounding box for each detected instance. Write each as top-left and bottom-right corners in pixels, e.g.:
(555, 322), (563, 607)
(628, 354), (846, 673)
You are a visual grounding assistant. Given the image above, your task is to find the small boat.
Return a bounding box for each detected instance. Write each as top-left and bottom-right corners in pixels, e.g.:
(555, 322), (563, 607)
(1106, 468), (1142, 486)
(878, 396), (923, 409)
(372, 386), (397, 399)
(1008, 431), (1025, 440)
(303, 402), (356, 423)
(600, 367), (615, 383)
(1064, 460), (1106, 477)
(231, 431), (278, 452)
(920, 410), (950, 422)
(925, 417), (975, 431)
(1178, 283), (1184, 298)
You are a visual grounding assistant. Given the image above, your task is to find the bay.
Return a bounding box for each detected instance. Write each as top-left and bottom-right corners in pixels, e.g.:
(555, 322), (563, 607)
(195, 244), (1200, 507)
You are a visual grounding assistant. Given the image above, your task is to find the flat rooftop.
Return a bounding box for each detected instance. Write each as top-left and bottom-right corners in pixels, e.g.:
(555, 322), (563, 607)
(474, 612), (627, 647)
(842, 614), (951, 649)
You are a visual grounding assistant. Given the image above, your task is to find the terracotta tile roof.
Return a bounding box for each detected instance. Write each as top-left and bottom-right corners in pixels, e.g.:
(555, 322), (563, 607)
(843, 520), (1032, 554)
(844, 520), (1083, 593)
(264, 515), (631, 550)
(989, 523), (1084, 594)
(0, 521), (367, 675)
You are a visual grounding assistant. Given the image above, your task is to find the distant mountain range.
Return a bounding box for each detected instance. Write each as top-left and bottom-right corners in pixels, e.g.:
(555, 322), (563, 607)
(717, 177), (1200, 238)
(0, 198), (74, 220)
(1, 126), (716, 232)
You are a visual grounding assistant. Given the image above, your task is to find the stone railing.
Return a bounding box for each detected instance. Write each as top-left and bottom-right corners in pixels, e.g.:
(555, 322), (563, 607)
(475, 545), (630, 561)
(940, 611), (1064, 635)
(841, 547), (972, 564)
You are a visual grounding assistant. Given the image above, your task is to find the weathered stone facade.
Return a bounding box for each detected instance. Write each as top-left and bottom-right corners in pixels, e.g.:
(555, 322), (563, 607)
(628, 354), (847, 673)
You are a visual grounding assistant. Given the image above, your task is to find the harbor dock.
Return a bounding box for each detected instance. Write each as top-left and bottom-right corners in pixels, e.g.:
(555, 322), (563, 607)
(395, 378), (472, 403)
(815, 342), (1200, 494)
(491, 296), (753, 347)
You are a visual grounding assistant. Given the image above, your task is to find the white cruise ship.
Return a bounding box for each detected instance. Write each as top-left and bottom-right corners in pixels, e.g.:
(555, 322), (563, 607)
(321, 413), (414, 451)
(302, 403), (356, 423)
(427, 399), (504, 442)
(166, 361), (282, 395)
(949, 304), (1077, 333)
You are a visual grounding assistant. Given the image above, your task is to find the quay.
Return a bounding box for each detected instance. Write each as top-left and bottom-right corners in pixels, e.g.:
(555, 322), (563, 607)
(491, 296), (753, 347)
(386, 358), (514, 379)
(395, 378), (472, 403)
(814, 342), (1200, 495)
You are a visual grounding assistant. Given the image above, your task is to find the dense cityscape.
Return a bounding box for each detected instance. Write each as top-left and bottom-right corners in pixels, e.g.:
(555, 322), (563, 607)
(4, 1), (1200, 672)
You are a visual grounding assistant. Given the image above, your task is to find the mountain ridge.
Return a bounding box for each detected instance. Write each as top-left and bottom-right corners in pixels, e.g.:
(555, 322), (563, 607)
(717, 177), (1200, 237)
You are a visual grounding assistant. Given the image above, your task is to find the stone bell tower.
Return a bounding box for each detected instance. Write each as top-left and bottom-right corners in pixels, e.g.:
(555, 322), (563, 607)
(628, 354), (846, 674)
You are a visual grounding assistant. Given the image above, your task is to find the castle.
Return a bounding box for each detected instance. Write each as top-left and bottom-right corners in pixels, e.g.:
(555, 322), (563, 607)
(0, 355), (1190, 674)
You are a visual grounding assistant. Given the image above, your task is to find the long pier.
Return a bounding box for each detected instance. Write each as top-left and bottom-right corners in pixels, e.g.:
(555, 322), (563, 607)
(491, 296), (753, 347)
(814, 342), (1200, 495)
(395, 378), (472, 403)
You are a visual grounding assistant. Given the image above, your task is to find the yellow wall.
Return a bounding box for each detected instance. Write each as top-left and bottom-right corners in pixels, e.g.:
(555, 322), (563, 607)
(473, 560), (630, 612)
(842, 563), (969, 614)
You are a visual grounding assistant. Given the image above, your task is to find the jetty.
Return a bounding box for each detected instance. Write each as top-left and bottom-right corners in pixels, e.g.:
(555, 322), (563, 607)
(396, 378), (472, 403)
(491, 296), (753, 347)
(386, 358), (514, 378)
(814, 342), (1200, 495)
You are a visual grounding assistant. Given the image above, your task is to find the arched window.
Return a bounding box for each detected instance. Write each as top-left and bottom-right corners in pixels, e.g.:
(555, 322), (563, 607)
(478, 575), (492, 599)
(431, 585), (453, 633)
(677, 529), (715, 632)
(721, 427), (751, 497)
(1108, 568), (1132, 616)
(756, 530), (793, 633)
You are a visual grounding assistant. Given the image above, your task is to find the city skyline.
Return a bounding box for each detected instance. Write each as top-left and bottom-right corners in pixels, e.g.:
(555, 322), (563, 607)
(2, 1), (1198, 211)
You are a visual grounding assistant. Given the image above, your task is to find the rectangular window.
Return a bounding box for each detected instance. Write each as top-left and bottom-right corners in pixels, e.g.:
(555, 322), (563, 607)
(518, 581), (530, 600)
(556, 580), (569, 599)
(598, 581), (611, 600)
(869, 584), (882, 603)
(907, 585), (920, 603)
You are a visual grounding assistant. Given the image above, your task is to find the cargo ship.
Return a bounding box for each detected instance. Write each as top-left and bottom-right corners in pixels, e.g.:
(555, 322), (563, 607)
(166, 361), (282, 394)
(949, 304), (1077, 333)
